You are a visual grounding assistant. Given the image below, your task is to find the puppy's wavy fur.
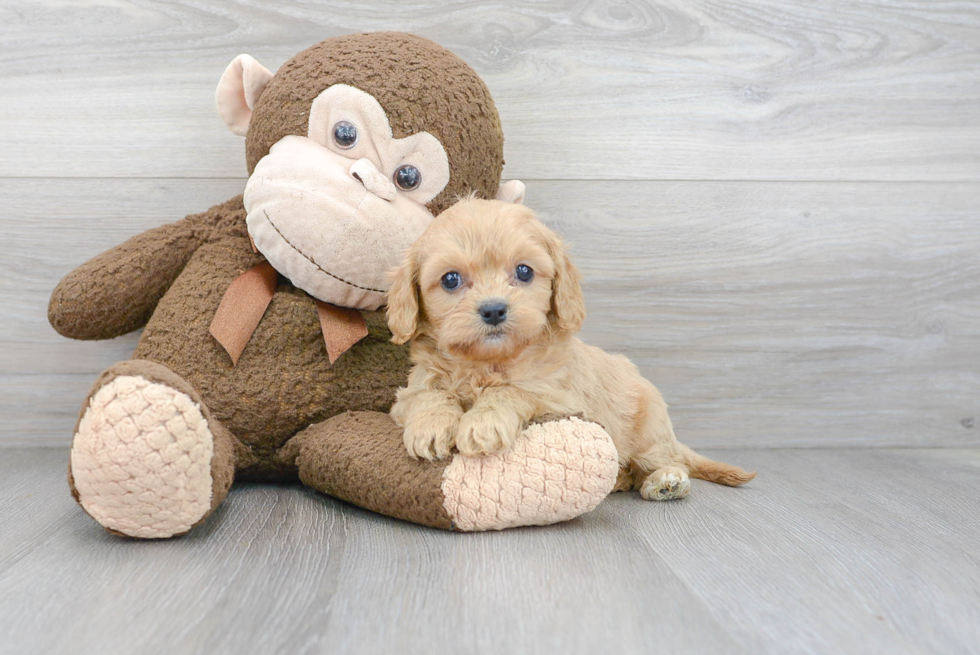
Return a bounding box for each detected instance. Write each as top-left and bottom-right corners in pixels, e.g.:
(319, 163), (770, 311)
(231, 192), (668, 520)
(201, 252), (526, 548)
(387, 198), (754, 499)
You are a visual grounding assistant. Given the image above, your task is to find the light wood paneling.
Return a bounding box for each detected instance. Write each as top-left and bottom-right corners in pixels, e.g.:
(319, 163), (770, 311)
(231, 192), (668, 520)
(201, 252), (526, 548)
(1, 0), (978, 180)
(3, 178), (977, 447)
(1, 448), (978, 654)
(1, 1), (978, 446)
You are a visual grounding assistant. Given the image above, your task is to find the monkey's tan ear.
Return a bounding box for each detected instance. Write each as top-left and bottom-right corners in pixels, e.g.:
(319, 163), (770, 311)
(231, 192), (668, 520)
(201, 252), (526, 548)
(496, 180), (526, 205)
(386, 248), (422, 344)
(216, 54), (275, 137)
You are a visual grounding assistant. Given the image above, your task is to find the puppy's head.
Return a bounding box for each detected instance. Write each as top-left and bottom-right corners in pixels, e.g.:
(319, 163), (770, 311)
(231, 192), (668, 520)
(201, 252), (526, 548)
(387, 197), (585, 362)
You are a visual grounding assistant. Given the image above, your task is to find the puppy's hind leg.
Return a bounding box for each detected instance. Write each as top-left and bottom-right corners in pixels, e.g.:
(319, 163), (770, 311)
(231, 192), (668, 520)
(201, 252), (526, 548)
(631, 443), (692, 501)
(627, 381), (754, 500)
(641, 466), (692, 501)
(633, 440), (756, 500)
(628, 387), (693, 501)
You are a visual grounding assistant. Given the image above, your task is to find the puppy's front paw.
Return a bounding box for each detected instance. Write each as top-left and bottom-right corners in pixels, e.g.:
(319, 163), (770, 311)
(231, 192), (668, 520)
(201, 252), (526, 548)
(456, 408), (522, 457)
(401, 405), (463, 461)
(640, 466), (691, 501)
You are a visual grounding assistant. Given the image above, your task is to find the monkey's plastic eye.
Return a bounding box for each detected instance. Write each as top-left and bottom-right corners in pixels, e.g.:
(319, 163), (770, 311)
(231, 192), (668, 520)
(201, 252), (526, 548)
(516, 264), (534, 283)
(441, 271), (462, 291)
(394, 165), (422, 190)
(333, 121), (357, 149)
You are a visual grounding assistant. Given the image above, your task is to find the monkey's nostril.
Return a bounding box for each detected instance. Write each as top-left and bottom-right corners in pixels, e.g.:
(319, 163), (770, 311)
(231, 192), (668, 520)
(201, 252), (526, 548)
(349, 158), (397, 201)
(478, 302), (508, 326)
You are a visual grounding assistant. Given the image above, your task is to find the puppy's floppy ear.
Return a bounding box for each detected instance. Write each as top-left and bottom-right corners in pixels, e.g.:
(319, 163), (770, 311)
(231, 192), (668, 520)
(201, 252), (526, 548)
(386, 245), (423, 344)
(544, 229), (586, 332)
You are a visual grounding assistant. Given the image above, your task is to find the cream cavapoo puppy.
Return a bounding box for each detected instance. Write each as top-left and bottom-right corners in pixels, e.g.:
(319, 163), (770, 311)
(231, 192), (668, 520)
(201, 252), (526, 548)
(387, 197), (754, 500)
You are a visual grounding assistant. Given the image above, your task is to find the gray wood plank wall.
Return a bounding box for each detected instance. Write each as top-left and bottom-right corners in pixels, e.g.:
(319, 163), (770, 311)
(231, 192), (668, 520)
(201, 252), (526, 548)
(2, 1), (978, 447)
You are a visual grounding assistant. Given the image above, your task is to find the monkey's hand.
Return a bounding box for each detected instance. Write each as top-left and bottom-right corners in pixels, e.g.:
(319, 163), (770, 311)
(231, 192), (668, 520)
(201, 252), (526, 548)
(48, 210), (214, 340)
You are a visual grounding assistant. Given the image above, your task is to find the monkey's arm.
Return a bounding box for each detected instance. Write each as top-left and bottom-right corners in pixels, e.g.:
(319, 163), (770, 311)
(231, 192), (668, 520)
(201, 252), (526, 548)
(48, 210), (215, 340)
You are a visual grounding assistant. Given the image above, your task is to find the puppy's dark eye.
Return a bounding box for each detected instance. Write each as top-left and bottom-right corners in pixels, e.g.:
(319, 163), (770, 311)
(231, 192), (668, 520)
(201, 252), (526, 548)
(394, 165), (422, 190)
(333, 121), (357, 149)
(441, 271), (462, 291)
(516, 264), (534, 283)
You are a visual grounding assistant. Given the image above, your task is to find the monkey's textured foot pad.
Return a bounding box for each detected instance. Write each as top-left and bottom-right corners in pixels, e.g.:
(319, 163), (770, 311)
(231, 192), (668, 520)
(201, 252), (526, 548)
(441, 417), (620, 531)
(70, 374), (215, 539)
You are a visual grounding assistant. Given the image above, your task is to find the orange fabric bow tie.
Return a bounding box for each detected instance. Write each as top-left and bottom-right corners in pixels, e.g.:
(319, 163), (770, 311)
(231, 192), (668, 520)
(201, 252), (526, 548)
(209, 261), (369, 366)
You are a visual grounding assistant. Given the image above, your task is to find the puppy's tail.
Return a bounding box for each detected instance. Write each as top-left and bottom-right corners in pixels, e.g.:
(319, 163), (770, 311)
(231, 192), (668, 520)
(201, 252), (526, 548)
(679, 443), (756, 487)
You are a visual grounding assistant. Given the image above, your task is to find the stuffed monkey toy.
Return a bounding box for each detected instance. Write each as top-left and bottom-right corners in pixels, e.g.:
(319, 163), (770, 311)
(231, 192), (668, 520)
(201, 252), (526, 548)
(49, 32), (619, 538)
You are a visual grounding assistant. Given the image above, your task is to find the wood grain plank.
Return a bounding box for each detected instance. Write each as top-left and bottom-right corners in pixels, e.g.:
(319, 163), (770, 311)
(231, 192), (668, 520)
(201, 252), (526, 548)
(1, 0), (978, 180)
(0, 450), (745, 655)
(620, 447), (980, 654)
(536, 180), (980, 448)
(0, 449), (77, 575)
(1, 448), (978, 654)
(3, 178), (977, 447)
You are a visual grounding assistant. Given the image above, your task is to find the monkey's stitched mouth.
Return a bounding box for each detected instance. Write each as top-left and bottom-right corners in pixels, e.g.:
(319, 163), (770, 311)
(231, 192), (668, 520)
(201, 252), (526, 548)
(260, 209), (385, 294)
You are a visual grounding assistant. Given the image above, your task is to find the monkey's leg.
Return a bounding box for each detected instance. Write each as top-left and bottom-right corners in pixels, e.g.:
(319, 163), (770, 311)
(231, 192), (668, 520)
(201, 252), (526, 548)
(68, 360), (246, 539)
(278, 412), (620, 531)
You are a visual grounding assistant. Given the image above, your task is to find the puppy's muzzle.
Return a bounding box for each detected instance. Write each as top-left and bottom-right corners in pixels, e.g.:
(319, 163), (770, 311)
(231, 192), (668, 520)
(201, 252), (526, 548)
(478, 301), (508, 326)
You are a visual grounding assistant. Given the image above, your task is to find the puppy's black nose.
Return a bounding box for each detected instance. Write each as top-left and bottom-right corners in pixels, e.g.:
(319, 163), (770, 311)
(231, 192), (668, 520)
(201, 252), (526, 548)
(478, 302), (508, 326)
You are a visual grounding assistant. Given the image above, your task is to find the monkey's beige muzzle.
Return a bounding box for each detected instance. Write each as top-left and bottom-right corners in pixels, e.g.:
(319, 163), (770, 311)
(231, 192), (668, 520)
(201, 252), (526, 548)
(244, 135), (435, 310)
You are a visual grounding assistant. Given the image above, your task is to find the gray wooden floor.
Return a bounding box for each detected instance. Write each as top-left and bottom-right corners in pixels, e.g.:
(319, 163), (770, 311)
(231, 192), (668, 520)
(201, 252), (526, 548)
(2, 447), (978, 654)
